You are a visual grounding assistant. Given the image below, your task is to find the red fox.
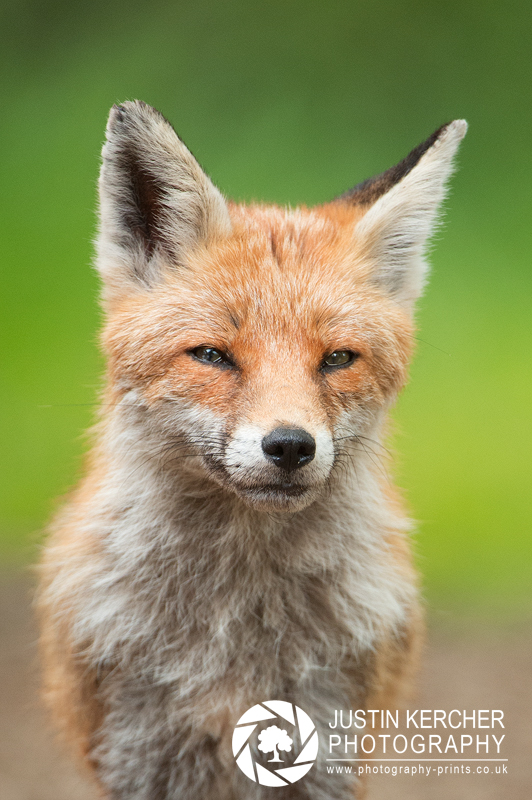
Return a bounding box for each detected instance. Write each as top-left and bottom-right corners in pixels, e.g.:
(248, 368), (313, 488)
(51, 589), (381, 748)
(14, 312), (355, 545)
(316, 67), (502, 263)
(38, 101), (466, 799)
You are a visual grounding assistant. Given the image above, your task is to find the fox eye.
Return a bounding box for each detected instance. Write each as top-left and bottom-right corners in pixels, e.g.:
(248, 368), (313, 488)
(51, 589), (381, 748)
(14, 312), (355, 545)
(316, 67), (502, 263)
(191, 346), (229, 365)
(322, 350), (358, 368)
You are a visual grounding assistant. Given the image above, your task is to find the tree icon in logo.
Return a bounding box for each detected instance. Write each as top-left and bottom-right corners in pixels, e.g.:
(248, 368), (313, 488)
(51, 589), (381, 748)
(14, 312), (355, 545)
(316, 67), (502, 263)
(258, 725), (293, 762)
(232, 700), (318, 787)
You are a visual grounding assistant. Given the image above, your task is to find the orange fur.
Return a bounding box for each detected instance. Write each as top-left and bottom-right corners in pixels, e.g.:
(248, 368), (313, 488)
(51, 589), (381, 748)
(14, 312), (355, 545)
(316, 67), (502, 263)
(37, 103), (466, 800)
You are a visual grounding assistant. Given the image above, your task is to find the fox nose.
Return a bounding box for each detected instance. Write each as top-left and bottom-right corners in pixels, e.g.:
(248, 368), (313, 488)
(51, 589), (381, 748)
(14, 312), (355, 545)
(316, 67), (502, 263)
(261, 427), (316, 472)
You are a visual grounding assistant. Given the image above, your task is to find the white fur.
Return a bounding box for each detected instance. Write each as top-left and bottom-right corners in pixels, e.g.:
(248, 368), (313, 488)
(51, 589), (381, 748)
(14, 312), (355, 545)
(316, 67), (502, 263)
(42, 393), (415, 799)
(97, 101), (232, 303)
(354, 120), (468, 307)
(224, 423), (335, 487)
(38, 109), (470, 799)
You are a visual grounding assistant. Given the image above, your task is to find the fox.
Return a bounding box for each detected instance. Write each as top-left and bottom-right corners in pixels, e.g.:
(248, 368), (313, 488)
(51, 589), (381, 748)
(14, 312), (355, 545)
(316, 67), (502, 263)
(37, 101), (466, 800)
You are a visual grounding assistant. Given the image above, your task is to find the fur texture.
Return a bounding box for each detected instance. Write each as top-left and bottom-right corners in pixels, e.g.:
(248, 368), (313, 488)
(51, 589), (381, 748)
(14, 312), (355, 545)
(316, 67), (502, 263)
(38, 102), (466, 799)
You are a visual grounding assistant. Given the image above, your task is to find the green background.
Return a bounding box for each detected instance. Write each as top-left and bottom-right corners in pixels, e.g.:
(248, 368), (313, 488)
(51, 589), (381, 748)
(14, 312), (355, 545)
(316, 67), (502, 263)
(1, 0), (530, 620)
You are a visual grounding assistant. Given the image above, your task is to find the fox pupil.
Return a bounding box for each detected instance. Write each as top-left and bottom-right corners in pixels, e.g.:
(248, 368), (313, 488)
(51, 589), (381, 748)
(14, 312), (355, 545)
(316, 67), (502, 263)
(323, 350), (356, 367)
(192, 346), (225, 364)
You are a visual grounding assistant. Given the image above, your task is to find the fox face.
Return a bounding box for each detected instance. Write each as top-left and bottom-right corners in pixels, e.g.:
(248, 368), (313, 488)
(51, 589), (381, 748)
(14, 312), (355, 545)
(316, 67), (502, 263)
(98, 102), (466, 511)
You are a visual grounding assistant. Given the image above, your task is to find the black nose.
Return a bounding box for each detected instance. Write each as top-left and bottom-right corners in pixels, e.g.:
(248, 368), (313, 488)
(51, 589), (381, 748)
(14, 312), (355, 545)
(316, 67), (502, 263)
(261, 427), (316, 472)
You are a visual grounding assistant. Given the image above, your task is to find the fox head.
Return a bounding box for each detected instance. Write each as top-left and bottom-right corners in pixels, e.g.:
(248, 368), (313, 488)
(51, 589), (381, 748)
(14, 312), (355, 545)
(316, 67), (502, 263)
(97, 101), (466, 511)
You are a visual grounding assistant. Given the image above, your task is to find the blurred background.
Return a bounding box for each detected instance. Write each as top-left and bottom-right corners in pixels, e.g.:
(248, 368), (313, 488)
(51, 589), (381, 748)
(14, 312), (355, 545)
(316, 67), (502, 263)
(0, 1), (530, 798)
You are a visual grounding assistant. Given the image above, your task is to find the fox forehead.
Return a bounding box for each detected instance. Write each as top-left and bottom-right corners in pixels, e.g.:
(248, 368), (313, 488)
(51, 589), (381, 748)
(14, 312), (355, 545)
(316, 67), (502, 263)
(104, 202), (412, 374)
(102, 203), (413, 429)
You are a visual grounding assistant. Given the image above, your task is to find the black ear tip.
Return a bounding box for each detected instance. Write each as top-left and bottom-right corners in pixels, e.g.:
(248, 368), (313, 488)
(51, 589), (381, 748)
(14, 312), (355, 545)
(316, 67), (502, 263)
(433, 119), (469, 143)
(112, 104), (125, 121)
(109, 99), (153, 119)
(108, 100), (174, 135)
(433, 121), (452, 139)
(337, 119), (467, 207)
(107, 102), (133, 131)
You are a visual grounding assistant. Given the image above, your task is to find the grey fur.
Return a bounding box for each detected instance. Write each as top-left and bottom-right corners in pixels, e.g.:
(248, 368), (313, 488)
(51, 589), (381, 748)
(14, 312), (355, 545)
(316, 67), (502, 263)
(46, 394), (415, 798)
(39, 103), (468, 799)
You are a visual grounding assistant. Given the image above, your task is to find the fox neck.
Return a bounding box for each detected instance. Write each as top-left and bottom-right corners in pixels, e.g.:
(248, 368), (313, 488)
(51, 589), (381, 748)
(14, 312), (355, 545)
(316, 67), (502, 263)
(75, 398), (414, 691)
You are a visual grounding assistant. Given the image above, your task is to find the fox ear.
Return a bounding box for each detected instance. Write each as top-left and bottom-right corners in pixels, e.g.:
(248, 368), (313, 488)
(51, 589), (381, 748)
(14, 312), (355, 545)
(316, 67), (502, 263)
(96, 101), (232, 298)
(341, 120), (467, 308)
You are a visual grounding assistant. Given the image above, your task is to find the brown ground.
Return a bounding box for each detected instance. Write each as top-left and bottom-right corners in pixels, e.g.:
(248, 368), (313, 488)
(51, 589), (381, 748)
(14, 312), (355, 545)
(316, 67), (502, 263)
(0, 574), (530, 800)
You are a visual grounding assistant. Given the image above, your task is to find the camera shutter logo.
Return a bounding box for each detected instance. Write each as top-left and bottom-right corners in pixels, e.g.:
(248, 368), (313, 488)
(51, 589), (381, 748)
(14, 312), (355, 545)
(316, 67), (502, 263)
(232, 700), (319, 786)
